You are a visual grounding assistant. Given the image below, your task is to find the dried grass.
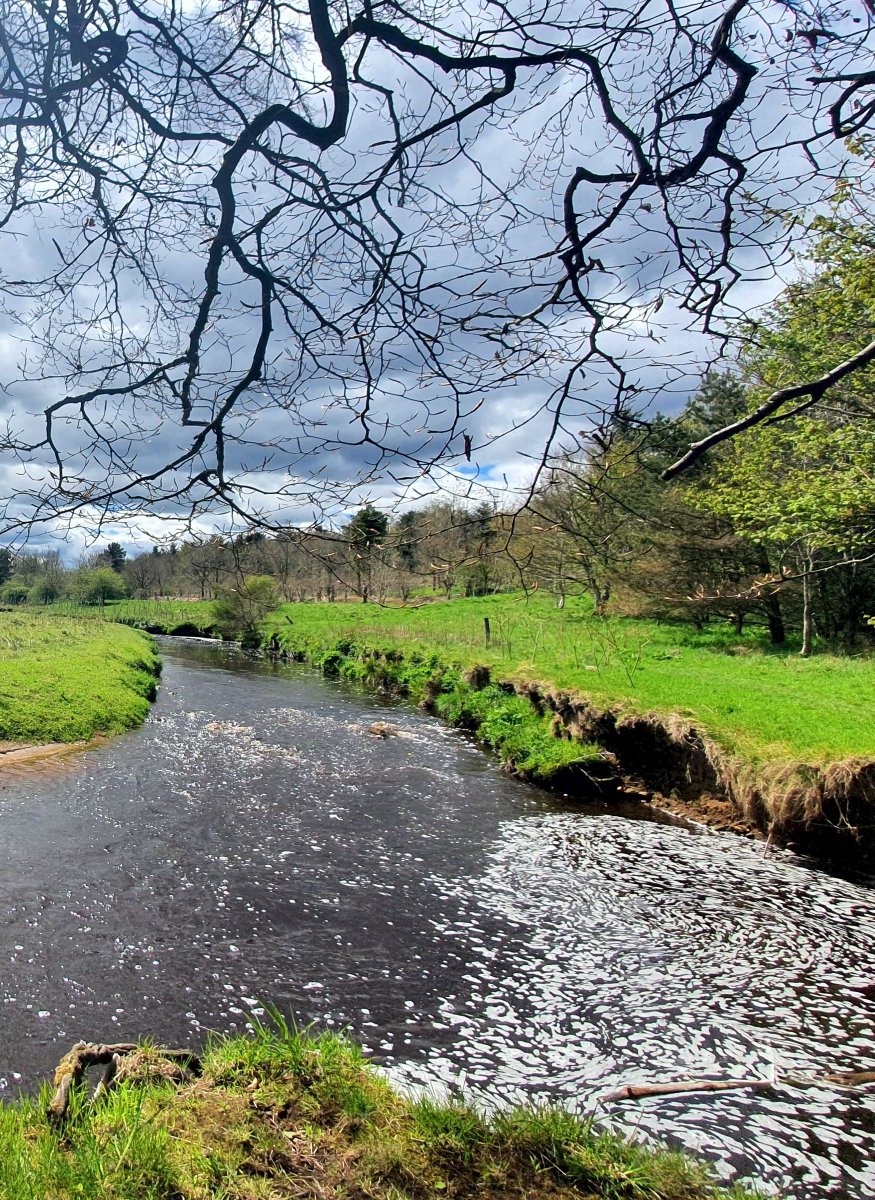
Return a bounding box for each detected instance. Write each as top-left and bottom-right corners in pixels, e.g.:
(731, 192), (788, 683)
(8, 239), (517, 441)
(533, 684), (875, 864)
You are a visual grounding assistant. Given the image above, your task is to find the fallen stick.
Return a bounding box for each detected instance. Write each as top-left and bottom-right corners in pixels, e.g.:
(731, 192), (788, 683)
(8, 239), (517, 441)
(822, 1070), (875, 1087)
(600, 1077), (774, 1103)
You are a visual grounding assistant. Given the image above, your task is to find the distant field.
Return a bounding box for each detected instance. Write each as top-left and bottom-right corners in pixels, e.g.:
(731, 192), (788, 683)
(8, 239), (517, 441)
(50, 598), (216, 632)
(0, 611), (160, 743)
(262, 593), (875, 765)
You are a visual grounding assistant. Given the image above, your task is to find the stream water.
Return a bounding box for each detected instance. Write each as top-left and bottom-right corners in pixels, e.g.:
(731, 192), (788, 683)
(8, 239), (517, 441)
(0, 639), (873, 1198)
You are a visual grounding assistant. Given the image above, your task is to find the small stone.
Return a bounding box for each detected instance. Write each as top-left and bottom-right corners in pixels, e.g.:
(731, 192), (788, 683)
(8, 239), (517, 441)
(367, 722), (400, 738)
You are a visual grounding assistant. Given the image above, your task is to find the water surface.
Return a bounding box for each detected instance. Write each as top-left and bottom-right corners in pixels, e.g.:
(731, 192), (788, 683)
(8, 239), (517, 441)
(0, 639), (872, 1199)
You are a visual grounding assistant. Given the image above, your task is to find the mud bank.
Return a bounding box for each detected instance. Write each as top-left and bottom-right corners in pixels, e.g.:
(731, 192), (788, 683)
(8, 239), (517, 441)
(262, 632), (875, 870)
(0, 737), (105, 767)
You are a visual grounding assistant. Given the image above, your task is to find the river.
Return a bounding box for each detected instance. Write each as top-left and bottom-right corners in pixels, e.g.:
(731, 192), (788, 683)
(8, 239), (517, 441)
(0, 638), (872, 1198)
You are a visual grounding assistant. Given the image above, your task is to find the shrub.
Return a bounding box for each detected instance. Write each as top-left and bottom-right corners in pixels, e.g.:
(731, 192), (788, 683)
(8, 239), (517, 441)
(212, 575), (280, 644)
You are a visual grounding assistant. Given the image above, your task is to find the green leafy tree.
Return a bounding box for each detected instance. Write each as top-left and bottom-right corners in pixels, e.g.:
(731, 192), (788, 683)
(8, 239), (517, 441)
(347, 505), (389, 604)
(29, 577), (62, 605)
(212, 575), (280, 646)
(692, 420), (875, 654)
(71, 567), (129, 606)
(0, 579), (30, 605)
(738, 208), (875, 422)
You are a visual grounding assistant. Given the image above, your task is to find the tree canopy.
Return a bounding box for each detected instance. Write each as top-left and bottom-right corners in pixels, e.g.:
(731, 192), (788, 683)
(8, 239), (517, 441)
(0, 0), (873, 535)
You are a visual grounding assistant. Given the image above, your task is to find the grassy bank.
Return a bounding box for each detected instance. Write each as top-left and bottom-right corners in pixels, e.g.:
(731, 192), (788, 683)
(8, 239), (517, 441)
(51, 598), (217, 637)
(257, 594), (875, 861)
(0, 611), (160, 744)
(263, 594), (875, 765)
(57, 592), (875, 857)
(0, 1021), (755, 1200)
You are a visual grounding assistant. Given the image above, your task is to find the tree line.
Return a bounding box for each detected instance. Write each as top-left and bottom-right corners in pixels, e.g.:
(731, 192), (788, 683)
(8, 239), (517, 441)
(2, 196), (874, 653)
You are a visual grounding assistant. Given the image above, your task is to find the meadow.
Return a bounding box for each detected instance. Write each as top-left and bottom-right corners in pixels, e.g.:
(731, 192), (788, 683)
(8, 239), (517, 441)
(49, 597), (217, 635)
(262, 593), (875, 766)
(0, 611), (160, 743)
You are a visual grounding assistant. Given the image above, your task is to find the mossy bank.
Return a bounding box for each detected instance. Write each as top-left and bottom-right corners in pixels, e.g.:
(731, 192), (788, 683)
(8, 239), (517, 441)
(0, 1020), (757, 1200)
(0, 612), (160, 748)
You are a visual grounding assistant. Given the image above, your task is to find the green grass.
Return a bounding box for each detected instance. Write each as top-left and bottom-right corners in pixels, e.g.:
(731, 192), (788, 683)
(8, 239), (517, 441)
(0, 611), (160, 743)
(50, 598), (217, 635)
(0, 1019), (759, 1200)
(261, 593), (875, 765)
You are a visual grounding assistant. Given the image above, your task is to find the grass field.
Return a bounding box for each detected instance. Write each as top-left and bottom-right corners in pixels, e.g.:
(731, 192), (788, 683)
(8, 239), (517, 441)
(0, 611), (160, 743)
(0, 1020), (754, 1200)
(47, 590), (875, 768)
(50, 598), (216, 634)
(263, 593), (875, 765)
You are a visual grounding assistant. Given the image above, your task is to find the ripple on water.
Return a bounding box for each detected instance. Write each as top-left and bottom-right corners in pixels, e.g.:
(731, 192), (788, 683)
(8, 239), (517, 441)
(385, 814), (875, 1198)
(0, 642), (872, 1200)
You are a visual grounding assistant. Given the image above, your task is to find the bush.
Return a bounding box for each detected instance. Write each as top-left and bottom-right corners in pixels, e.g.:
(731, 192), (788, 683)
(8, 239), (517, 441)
(29, 577), (63, 605)
(212, 575), (280, 644)
(0, 580), (29, 605)
(70, 567), (129, 605)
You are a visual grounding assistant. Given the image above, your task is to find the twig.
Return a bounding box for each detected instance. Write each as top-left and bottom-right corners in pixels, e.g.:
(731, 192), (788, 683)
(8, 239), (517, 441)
(600, 1077), (773, 1103)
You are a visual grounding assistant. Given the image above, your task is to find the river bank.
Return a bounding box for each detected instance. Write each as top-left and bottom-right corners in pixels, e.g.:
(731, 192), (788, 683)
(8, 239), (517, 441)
(56, 593), (875, 863)
(1, 1023), (755, 1200)
(252, 597), (875, 868)
(1, 637), (871, 1197)
(0, 612), (160, 747)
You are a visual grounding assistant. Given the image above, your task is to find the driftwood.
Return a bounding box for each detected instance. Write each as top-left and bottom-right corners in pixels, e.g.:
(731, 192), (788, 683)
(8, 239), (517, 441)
(47, 1041), (201, 1125)
(600, 1077), (774, 1104)
(822, 1070), (875, 1087)
(601, 1068), (875, 1105)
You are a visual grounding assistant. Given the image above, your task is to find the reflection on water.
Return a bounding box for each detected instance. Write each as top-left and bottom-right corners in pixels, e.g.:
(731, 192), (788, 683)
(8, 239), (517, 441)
(0, 639), (872, 1199)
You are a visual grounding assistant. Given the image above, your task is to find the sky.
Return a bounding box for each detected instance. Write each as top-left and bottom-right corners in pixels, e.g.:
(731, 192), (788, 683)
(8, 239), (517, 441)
(0, 0), (872, 559)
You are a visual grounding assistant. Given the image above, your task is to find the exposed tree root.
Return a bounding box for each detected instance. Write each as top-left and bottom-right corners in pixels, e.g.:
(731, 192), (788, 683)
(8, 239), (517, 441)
(47, 1041), (202, 1124)
(529, 683), (875, 866)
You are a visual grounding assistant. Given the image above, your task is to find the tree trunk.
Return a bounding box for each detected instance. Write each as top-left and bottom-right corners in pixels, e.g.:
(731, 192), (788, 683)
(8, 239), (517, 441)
(764, 595), (786, 645)
(755, 545), (785, 644)
(800, 547), (814, 658)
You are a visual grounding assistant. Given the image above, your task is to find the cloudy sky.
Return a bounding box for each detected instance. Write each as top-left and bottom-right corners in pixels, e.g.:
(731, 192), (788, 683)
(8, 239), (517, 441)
(0, 0), (871, 558)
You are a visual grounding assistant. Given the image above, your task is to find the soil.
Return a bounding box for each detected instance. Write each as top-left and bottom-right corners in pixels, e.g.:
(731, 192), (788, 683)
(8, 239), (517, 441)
(0, 738), (103, 767)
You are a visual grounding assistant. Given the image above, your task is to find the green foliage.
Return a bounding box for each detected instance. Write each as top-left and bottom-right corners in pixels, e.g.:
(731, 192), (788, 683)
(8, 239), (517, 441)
(432, 680), (602, 778)
(740, 205), (875, 410)
(0, 578), (30, 605)
(29, 576), (63, 605)
(98, 541), (128, 573)
(0, 613), (159, 742)
(211, 575), (280, 643)
(71, 566), (129, 605)
(692, 418), (875, 555)
(261, 593), (875, 764)
(92, 599), (216, 633)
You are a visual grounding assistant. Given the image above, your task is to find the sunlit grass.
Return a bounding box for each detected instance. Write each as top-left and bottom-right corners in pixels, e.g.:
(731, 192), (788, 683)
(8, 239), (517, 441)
(262, 593), (875, 764)
(0, 610), (160, 743)
(0, 1019), (761, 1200)
(52, 598), (216, 634)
